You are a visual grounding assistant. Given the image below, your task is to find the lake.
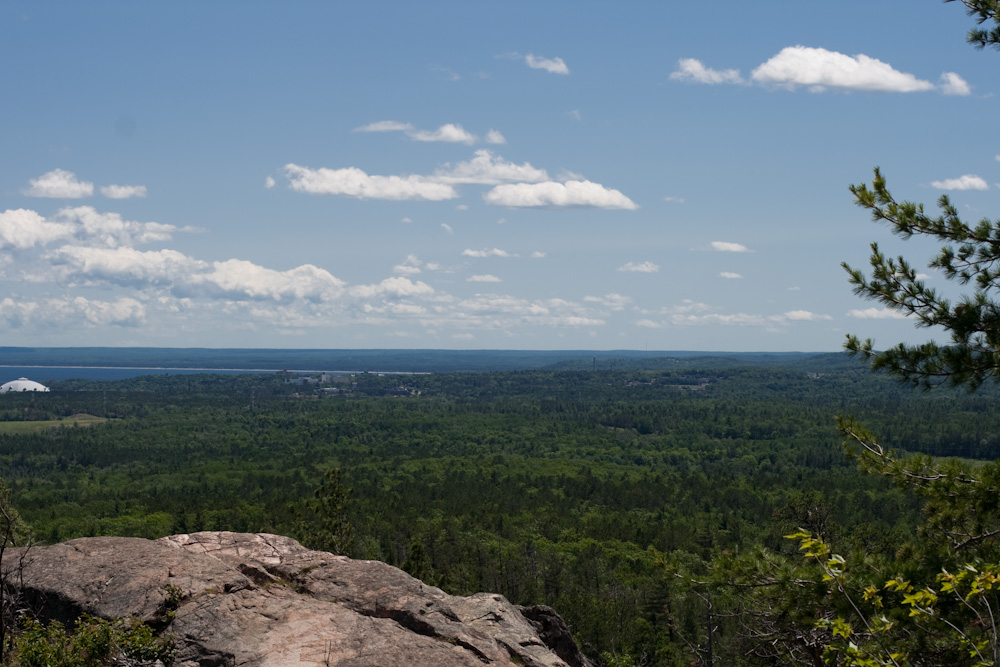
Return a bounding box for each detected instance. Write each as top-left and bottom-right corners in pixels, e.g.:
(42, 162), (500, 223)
(0, 366), (275, 383)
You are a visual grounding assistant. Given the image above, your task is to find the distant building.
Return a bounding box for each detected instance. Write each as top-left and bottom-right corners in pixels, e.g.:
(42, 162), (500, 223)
(0, 378), (50, 393)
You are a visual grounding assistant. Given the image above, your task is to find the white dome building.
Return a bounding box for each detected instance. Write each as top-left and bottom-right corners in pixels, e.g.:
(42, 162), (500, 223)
(0, 378), (50, 393)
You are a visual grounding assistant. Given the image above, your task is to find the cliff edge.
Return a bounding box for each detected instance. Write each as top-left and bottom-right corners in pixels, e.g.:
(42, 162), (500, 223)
(9, 531), (593, 667)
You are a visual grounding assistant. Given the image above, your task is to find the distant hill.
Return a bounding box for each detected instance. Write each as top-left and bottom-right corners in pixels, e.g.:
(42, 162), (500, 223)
(0, 347), (836, 373)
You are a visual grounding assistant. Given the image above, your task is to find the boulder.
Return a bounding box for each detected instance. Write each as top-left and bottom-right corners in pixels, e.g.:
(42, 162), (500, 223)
(9, 531), (594, 667)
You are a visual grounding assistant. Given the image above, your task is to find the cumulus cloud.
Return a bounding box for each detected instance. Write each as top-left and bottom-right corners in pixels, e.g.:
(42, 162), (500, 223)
(847, 307), (909, 319)
(467, 274), (502, 282)
(485, 129), (506, 145)
(720, 272), (743, 279)
(463, 248), (511, 258)
(930, 174), (989, 190)
(393, 254), (422, 275)
(409, 123), (476, 144)
(0, 207), (188, 251)
(484, 180), (638, 210)
(617, 261), (659, 273)
(51, 245), (202, 286)
(24, 169), (94, 198)
(675, 47), (967, 96)
(531, 251), (546, 258)
(394, 265), (421, 275)
(196, 260), (346, 302)
(939, 72), (971, 96)
(433, 150), (549, 185)
(265, 176), (276, 189)
(348, 276), (434, 299)
(0, 209), (74, 249)
(284, 163), (457, 201)
(670, 58), (743, 85)
(441, 223), (454, 234)
(55, 206), (188, 247)
(0, 296), (145, 328)
(525, 54), (569, 75)
(751, 46), (935, 92)
(711, 241), (752, 253)
(100, 184), (147, 199)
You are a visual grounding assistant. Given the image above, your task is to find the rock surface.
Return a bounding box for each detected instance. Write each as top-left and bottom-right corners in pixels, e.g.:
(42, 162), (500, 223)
(10, 531), (594, 667)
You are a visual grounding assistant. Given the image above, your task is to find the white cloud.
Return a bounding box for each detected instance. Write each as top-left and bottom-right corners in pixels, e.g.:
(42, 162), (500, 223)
(847, 307), (909, 319)
(531, 251), (546, 258)
(618, 261), (659, 273)
(264, 176), (276, 189)
(409, 123), (476, 144)
(930, 174), (989, 190)
(939, 72), (971, 96)
(101, 184), (147, 199)
(711, 241), (752, 252)
(0, 296), (146, 328)
(353, 120), (415, 133)
(484, 180), (638, 210)
(0, 207), (188, 252)
(349, 276), (434, 299)
(51, 244), (348, 304)
(441, 223), (453, 234)
(636, 319), (663, 329)
(664, 196), (685, 203)
(0, 209), (74, 249)
(354, 121), (486, 145)
(284, 163), (457, 201)
(400, 217), (413, 223)
(672, 312), (768, 326)
(467, 274), (502, 282)
(584, 293), (632, 310)
(670, 58), (743, 85)
(720, 272), (743, 279)
(55, 206), (188, 247)
(778, 310), (832, 321)
(24, 169), (94, 198)
(675, 47), (967, 96)
(567, 110), (581, 121)
(433, 150), (549, 185)
(525, 54), (569, 75)
(393, 254), (422, 276)
(198, 260), (348, 302)
(751, 46), (935, 93)
(52, 245), (203, 286)
(455, 204), (469, 211)
(463, 248), (511, 258)
(452, 332), (475, 340)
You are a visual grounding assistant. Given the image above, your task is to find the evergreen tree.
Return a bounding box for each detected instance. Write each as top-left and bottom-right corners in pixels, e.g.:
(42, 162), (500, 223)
(844, 1), (1000, 389)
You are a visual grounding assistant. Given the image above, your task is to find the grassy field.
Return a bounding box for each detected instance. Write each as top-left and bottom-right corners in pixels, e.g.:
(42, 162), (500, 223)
(0, 414), (107, 434)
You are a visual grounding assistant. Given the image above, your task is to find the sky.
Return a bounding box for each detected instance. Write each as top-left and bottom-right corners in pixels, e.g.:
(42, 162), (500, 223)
(1, 1), (998, 352)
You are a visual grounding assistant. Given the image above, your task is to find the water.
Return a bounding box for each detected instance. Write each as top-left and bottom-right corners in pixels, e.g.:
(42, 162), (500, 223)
(0, 366), (274, 383)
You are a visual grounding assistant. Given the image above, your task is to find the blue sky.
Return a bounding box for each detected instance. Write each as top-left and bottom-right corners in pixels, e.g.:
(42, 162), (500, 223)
(1, 1), (997, 351)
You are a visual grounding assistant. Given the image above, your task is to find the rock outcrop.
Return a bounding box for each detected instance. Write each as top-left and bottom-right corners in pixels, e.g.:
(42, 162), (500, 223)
(9, 531), (593, 667)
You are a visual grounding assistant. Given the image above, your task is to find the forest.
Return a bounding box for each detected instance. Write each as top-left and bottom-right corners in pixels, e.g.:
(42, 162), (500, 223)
(0, 352), (995, 664)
